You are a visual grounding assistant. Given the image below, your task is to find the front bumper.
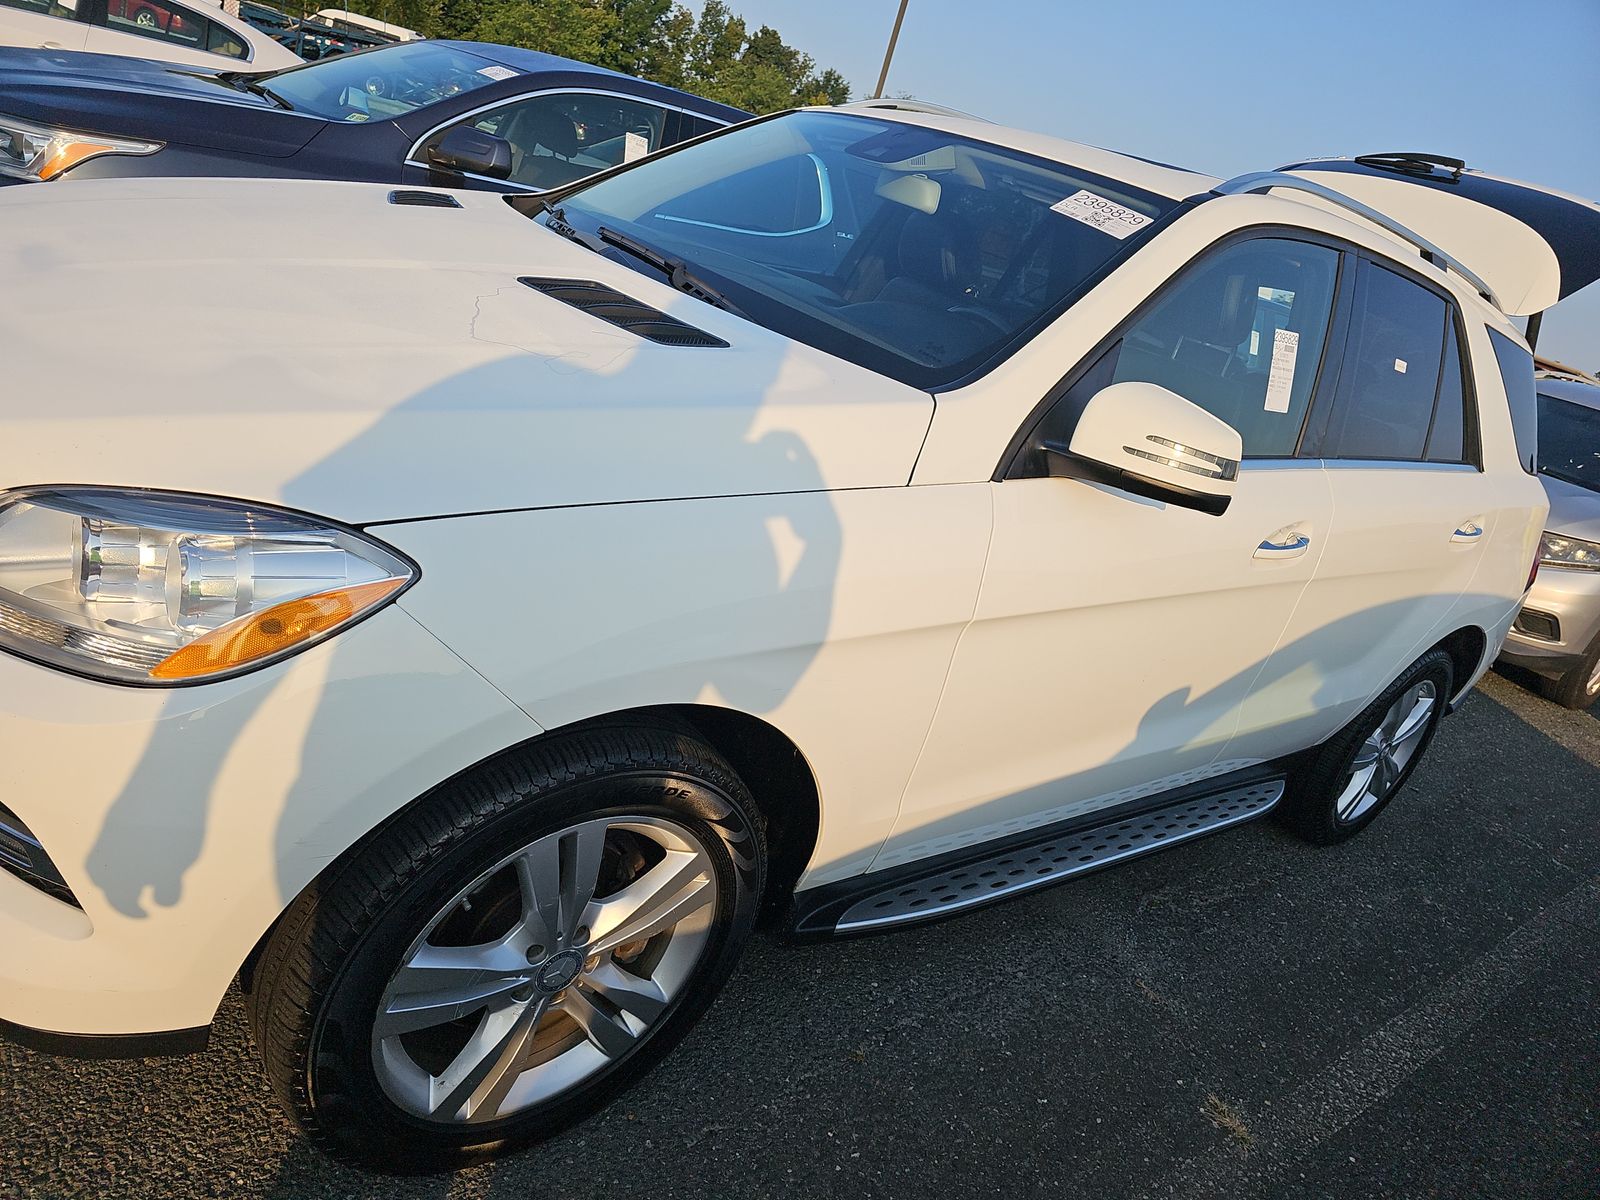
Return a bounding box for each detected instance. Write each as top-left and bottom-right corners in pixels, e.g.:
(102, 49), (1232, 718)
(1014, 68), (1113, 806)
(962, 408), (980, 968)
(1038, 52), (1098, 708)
(0, 605), (538, 1043)
(1498, 566), (1600, 679)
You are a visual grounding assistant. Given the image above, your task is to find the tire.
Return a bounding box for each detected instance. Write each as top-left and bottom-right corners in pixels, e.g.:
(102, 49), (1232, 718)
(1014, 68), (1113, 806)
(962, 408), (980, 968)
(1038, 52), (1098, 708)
(1278, 649), (1454, 845)
(1539, 636), (1600, 710)
(245, 724), (765, 1172)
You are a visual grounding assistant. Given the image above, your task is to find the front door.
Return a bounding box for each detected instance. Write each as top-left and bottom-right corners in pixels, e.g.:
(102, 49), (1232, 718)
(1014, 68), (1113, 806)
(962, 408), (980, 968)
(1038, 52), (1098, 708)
(876, 234), (1344, 871)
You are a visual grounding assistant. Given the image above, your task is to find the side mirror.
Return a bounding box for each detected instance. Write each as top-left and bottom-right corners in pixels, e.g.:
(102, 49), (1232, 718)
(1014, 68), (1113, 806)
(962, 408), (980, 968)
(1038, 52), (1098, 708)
(426, 126), (513, 181)
(1047, 381), (1242, 516)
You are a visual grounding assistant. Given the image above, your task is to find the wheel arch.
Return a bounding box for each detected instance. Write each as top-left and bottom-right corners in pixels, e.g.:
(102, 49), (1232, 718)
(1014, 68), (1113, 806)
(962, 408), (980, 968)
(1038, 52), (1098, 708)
(241, 703), (822, 993)
(1434, 623), (1490, 706)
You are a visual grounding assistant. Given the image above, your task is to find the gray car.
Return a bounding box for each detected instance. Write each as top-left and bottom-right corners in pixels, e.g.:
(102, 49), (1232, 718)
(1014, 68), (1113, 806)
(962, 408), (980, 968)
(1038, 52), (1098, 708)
(1500, 376), (1600, 708)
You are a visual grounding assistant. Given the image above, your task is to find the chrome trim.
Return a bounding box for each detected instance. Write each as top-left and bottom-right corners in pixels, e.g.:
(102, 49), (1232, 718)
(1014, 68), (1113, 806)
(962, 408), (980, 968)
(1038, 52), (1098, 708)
(1239, 457), (1325, 471)
(653, 153), (833, 238)
(1320, 459), (1479, 472)
(1258, 533), (1311, 552)
(1213, 170), (1502, 310)
(403, 86), (734, 180)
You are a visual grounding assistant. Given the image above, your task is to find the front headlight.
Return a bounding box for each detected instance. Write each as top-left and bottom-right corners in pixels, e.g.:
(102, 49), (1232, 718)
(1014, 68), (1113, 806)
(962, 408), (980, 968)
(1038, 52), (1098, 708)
(1539, 531), (1600, 572)
(0, 488), (415, 685)
(0, 113), (162, 182)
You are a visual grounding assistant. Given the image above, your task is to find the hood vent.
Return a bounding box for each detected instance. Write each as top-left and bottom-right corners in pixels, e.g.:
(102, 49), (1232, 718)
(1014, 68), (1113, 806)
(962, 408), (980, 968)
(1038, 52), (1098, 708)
(389, 190), (462, 208)
(517, 277), (728, 348)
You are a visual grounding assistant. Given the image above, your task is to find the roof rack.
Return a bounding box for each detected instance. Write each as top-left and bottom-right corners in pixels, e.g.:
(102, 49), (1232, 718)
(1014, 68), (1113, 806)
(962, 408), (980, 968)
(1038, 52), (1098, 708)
(1213, 170), (1501, 310)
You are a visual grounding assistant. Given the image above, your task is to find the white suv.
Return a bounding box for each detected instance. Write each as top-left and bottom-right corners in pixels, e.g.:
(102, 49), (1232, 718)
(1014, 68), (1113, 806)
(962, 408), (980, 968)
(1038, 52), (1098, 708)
(0, 0), (301, 73)
(0, 118), (1584, 1169)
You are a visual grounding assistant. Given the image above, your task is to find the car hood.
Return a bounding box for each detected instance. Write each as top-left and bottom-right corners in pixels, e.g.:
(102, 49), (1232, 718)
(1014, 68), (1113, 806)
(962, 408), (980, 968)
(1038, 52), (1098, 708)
(0, 177), (934, 524)
(1542, 473), (1600, 544)
(0, 47), (321, 159)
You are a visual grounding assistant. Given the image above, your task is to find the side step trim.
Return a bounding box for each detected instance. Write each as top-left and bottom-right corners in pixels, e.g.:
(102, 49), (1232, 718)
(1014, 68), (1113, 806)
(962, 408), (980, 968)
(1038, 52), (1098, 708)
(803, 777), (1285, 937)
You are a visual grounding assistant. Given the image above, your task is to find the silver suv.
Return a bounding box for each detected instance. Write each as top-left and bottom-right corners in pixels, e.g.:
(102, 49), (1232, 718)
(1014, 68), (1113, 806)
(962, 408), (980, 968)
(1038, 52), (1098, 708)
(1500, 376), (1600, 707)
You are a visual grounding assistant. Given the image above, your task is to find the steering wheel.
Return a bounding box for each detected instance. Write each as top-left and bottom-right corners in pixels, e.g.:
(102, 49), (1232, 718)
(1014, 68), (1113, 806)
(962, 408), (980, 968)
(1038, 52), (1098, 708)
(364, 76), (385, 97)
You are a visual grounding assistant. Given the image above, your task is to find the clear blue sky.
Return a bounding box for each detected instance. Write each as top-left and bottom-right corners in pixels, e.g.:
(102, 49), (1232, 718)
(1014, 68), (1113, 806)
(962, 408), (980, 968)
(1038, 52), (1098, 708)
(689, 0), (1600, 371)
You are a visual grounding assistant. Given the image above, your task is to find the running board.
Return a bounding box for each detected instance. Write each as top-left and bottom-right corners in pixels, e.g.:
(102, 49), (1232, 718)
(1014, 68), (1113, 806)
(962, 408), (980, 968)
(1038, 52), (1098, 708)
(792, 776), (1285, 937)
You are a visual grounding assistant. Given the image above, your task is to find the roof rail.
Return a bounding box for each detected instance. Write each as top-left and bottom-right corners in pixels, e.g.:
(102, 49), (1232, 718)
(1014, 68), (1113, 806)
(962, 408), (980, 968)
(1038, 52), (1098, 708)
(1213, 170), (1501, 310)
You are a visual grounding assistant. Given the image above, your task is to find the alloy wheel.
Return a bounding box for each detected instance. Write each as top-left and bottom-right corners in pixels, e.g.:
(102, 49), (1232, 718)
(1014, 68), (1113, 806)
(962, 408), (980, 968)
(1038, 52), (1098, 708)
(370, 814), (718, 1125)
(1334, 680), (1437, 824)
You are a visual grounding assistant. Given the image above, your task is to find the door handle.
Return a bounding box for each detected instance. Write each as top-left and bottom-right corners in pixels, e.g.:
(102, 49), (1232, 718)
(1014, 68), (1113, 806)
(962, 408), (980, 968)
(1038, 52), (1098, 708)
(1451, 520), (1485, 544)
(1255, 531), (1311, 560)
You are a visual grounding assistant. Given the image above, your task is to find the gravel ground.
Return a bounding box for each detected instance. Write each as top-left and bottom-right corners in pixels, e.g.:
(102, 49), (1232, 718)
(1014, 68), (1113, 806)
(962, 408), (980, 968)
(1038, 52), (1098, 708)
(3, 668), (1597, 1200)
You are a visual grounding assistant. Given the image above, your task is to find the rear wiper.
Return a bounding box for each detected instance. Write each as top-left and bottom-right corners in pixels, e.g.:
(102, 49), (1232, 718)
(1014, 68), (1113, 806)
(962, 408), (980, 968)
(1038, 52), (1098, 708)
(596, 225), (741, 315)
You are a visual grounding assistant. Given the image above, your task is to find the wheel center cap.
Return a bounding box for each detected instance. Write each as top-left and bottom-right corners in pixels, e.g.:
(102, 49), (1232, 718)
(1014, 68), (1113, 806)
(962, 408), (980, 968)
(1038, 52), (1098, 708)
(535, 949), (584, 993)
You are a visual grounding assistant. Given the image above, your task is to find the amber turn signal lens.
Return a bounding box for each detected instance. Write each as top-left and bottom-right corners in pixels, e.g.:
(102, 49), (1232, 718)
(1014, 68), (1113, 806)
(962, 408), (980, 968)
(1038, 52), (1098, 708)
(150, 578), (406, 681)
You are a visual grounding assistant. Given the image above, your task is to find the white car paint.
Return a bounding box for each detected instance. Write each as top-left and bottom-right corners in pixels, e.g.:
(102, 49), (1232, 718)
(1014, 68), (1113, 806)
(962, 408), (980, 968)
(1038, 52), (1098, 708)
(0, 0), (301, 72)
(0, 111), (1554, 1040)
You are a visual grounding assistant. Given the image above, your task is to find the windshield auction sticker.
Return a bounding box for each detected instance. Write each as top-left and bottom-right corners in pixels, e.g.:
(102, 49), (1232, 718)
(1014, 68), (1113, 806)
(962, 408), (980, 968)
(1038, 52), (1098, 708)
(1050, 190), (1153, 238)
(476, 65), (519, 81)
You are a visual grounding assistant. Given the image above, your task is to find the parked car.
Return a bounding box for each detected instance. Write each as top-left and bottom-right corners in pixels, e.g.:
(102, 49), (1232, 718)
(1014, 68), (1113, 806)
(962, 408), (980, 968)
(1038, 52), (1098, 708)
(1498, 375), (1600, 707)
(269, 15), (387, 60)
(1, 119), (1592, 1171)
(306, 6), (419, 41)
(0, 39), (745, 187)
(0, 0), (300, 72)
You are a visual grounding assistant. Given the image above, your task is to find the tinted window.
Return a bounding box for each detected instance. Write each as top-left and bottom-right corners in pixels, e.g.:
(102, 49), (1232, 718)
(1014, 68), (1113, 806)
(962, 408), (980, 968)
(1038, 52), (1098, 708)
(1489, 328), (1538, 474)
(446, 93), (669, 190)
(1106, 237), (1340, 456)
(1309, 262), (1447, 460)
(1537, 391), (1600, 493)
(105, 0), (225, 51)
(1424, 319), (1469, 463)
(1, 0), (77, 17)
(550, 111), (1178, 389)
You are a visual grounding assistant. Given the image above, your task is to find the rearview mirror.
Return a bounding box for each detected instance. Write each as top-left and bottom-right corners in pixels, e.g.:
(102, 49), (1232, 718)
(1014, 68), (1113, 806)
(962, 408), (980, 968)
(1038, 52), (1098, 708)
(426, 126), (513, 181)
(1047, 381), (1242, 516)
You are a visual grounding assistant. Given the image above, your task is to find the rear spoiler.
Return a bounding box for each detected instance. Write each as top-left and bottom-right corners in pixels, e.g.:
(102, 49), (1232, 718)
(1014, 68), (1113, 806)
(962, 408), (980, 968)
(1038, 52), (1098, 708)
(1255, 156), (1600, 318)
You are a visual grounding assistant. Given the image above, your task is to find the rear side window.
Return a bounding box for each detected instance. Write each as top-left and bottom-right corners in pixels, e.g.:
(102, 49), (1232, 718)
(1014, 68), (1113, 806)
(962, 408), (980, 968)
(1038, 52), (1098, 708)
(1104, 237), (1341, 456)
(103, 0), (247, 58)
(1, 0), (78, 16)
(1423, 319), (1471, 463)
(1308, 262), (1446, 460)
(1488, 328), (1538, 474)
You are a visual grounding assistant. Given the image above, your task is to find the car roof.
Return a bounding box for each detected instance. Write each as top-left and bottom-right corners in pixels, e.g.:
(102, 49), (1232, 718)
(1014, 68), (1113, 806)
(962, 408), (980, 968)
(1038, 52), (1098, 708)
(805, 106), (1222, 201)
(1538, 377), (1600, 412)
(428, 41), (749, 122)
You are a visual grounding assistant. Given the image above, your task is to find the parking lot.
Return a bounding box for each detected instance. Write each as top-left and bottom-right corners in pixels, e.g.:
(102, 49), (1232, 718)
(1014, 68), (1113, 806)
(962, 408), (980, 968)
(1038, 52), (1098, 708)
(3, 667), (1596, 1200)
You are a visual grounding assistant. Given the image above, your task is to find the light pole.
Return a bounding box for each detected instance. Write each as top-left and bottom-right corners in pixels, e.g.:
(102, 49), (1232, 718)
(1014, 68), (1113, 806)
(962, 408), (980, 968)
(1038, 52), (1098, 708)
(871, 0), (911, 99)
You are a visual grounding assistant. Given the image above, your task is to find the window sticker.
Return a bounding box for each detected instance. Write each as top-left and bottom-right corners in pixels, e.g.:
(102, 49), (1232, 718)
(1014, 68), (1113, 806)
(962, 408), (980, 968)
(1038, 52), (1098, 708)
(623, 131), (649, 163)
(1394, 358), (1408, 374)
(476, 65), (518, 81)
(1049, 190), (1153, 239)
(1265, 328), (1300, 413)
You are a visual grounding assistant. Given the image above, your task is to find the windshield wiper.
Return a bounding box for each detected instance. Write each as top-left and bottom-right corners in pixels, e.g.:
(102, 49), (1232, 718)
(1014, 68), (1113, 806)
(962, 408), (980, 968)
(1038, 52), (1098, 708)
(596, 225), (741, 315)
(230, 76), (294, 110)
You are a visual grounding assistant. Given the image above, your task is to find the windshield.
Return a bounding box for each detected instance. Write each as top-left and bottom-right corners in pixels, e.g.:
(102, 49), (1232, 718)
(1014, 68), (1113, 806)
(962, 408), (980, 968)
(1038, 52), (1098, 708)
(258, 42), (507, 121)
(1538, 391), (1600, 493)
(543, 111), (1179, 388)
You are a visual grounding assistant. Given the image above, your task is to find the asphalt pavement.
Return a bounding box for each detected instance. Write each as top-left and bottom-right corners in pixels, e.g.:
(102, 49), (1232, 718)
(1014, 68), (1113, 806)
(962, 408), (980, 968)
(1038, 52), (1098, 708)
(3, 668), (1597, 1200)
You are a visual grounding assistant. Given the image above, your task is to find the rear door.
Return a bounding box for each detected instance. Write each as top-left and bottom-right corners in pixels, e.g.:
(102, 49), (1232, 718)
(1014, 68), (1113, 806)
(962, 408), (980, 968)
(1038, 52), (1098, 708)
(0, 0), (90, 50)
(1227, 254), (1494, 756)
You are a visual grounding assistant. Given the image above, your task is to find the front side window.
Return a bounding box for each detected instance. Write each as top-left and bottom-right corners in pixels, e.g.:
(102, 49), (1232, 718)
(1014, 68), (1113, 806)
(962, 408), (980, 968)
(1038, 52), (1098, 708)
(255, 42), (507, 120)
(544, 111), (1179, 389)
(1536, 390), (1600, 492)
(1489, 328), (1539, 474)
(1305, 262), (1455, 461)
(433, 93), (668, 190)
(1103, 237), (1340, 456)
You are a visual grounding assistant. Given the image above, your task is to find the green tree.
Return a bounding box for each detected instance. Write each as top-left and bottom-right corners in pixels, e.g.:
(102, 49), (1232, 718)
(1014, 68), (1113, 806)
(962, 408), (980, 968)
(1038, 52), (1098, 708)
(466, 0), (615, 61)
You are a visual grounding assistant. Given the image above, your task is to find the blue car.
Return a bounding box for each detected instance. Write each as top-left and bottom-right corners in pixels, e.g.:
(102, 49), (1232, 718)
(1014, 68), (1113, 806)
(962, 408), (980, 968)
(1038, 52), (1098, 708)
(0, 39), (747, 188)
